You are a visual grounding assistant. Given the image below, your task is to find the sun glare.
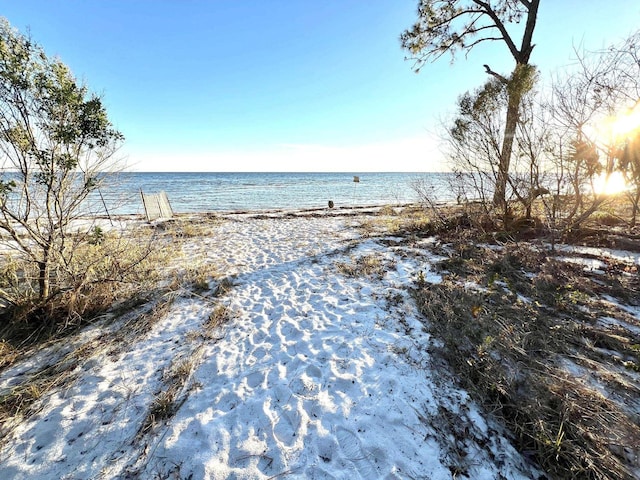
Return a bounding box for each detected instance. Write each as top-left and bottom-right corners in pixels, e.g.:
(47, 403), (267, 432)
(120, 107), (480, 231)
(593, 170), (628, 195)
(611, 104), (640, 137)
(591, 103), (640, 148)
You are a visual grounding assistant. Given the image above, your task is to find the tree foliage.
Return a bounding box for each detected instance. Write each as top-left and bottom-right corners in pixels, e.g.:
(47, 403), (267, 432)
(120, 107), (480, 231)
(0, 18), (123, 301)
(401, 0), (538, 69)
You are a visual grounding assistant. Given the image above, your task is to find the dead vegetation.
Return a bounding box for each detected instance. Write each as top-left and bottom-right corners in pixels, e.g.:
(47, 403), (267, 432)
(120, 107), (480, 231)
(358, 195), (640, 478)
(0, 295), (177, 443)
(412, 230), (640, 479)
(0, 225), (165, 348)
(336, 254), (393, 279)
(138, 352), (203, 438)
(131, 283), (235, 476)
(0, 215), (227, 354)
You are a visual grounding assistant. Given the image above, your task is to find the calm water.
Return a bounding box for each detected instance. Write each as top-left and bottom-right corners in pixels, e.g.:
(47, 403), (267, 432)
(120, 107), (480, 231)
(90, 172), (454, 215)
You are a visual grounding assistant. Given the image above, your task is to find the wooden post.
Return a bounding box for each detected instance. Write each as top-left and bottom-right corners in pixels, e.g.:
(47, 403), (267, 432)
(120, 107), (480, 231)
(352, 176), (359, 207)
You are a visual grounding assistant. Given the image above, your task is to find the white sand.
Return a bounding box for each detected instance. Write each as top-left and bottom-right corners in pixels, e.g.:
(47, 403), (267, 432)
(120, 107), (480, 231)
(0, 213), (541, 479)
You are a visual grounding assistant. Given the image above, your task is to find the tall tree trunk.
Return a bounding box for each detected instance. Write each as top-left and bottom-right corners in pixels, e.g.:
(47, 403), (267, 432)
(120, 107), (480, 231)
(493, 86), (522, 213)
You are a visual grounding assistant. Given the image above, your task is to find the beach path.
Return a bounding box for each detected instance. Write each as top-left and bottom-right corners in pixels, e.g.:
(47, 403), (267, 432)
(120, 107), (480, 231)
(0, 214), (541, 479)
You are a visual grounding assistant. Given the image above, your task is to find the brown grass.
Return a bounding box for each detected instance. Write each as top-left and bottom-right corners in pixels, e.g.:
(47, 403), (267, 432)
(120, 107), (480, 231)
(0, 226), (170, 348)
(336, 254), (393, 279)
(413, 242), (640, 479)
(0, 215), (234, 446)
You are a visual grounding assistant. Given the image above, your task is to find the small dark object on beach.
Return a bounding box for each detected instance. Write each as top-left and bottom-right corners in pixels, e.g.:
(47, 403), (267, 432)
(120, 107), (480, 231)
(328, 200), (334, 209)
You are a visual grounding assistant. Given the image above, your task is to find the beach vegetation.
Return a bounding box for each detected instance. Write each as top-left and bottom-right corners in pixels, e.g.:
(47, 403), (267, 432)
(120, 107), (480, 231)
(0, 20), (179, 348)
(336, 254), (392, 279)
(404, 5), (640, 237)
(0, 226), (166, 345)
(204, 304), (232, 335)
(413, 239), (640, 479)
(0, 19), (131, 311)
(378, 205), (398, 216)
(156, 215), (223, 238)
(529, 33), (640, 238)
(138, 353), (201, 439)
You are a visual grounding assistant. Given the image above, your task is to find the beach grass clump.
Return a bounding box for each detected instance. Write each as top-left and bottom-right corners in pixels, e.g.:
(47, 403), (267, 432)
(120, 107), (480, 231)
(0, 348), (85, 441)
(150, 215), (223, 239)
(138, 352), (203, 437)
(212, 277), (234, 297)
(356, 208), (445, 237)
(413, 244), (640, 479)
(0, 340), (18, 370)
(205, 304), (231, 331)
(378, 205), (398, 216)
(0, 370), (76, 433)
(176, 264), (217, 294)
(336, 254), (391, 279)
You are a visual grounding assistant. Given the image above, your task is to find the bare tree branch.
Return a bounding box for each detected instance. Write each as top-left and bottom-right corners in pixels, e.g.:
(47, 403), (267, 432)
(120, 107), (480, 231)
(483, 64), (509, 83)
(470, 0), (520, 59)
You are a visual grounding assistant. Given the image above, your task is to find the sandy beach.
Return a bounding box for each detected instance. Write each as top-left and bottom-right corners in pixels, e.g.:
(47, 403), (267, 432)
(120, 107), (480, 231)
(4, 3), (640, 478)
(2, 207), (638, 479)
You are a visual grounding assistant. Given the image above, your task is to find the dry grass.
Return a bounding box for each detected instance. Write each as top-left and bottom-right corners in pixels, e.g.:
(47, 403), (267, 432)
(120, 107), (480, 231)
(0, 226), (170, 348)
(167, 263), (220, 294)
(139, 356), (195, 437)
(138, 303), (228, 439)
(0, 294), (179, 445)
(413, 243), (640, 479)
(151, 214), (224, 238)
(0, 215), (234, 444)
(0, 338), (96, 440)
(0, 341), (18, 370)
(0, 213), (236, 474)
(358, 208), (435, 237)
(205, 304), (232, 331)
(336, 254), (393, 279)
(378, 205), (399, 216)
(212, 277), (234, 297)
(0, 213), (231, 351)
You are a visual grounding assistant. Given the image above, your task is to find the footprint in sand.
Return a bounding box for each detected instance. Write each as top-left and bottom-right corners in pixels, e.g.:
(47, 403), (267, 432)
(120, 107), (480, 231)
(248, 345), (270, 364)
(316, 435), (339, 463)
(272, 402), (302, 448)
(246, 370), (266, 389)
(335, 427), (380, 478)
(277, 319), (304, 344)
(215, 391), (240, 413)
(305, 465), (337, 479)
(305, 364), (322, 379)
(336, 427), (361, 459)
(290, 375), (319, 398)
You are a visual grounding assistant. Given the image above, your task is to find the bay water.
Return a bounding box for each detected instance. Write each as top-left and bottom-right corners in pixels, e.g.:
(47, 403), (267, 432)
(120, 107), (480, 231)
(93, 172), (454, 216)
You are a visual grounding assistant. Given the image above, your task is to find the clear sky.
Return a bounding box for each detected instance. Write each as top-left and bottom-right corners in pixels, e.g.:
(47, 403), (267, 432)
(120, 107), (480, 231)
(3, 1), (640, 172)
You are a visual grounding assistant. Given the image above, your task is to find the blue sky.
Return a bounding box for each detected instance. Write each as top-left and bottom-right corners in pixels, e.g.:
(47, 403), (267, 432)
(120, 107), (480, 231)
(3, 1), (640, 172)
